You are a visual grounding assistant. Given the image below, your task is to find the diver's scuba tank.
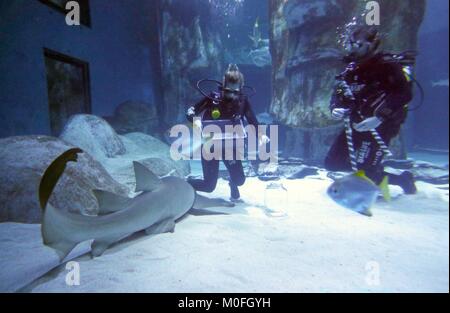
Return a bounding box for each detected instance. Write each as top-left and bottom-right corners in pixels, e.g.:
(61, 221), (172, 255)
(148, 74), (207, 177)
(380, 51), (424, 111)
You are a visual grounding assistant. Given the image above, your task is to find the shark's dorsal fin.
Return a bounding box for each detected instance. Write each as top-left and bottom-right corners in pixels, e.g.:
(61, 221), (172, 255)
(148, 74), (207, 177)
(92, 189), (130, 215)
(379, 176), (391, 202)
(353, 170), (376, 185)
(133, 161), (162, 192)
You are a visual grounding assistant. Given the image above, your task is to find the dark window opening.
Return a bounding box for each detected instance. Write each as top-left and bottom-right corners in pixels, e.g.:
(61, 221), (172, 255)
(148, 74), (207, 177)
(39, 0), (91, 27)
(44, 48), (91, 136)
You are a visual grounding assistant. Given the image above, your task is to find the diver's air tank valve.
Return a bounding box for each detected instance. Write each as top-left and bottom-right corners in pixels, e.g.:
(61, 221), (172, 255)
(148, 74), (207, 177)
(211, 92), (221, 120)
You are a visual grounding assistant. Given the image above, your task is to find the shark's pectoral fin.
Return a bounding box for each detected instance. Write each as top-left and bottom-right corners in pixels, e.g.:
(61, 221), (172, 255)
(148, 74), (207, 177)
(47, 241), (77, 262)
(193, 194), (235, 209)
(91, 235), (123, 258)
(92, 189), (130, 215)
(133, 161), (162, 192)
(145, 219), (176, 236)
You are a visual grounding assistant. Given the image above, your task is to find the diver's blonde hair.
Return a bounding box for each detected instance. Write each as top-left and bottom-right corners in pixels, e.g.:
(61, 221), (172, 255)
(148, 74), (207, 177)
(223, 64), (244, 89)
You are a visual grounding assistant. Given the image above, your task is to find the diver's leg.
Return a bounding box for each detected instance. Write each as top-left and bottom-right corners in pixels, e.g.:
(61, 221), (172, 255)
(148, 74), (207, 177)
(188, 157), (220, 193)
(360, 129), (417, 194)
(385, 171), (417, 194)
(378, 127), (417, 194)
(223, 160), (245, 200)
(357, 131), (386, 183)
(324, 131), (353, 171)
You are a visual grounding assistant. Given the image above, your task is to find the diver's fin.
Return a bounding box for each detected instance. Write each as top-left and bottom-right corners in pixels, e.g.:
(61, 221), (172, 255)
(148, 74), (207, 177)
(354, 170), (376, 185)
(92, 189), (130, 215)
(91, 235), (123, 258)
(192, 194), (235, 210)
(379, 176), (391, 202)
(144, 219), (176, 236)
(133, 161), (162, 192)
(47, 241), (77, 262)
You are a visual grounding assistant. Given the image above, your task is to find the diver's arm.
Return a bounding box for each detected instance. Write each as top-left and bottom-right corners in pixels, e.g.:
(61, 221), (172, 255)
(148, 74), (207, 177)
(330, 80), (353, 119)
(186, 97), (209, 123)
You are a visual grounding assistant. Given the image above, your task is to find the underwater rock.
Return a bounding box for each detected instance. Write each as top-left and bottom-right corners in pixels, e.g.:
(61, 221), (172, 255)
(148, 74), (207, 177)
(287, 167), (319, 180)
(248, 46), (272, 68)
(137, 157), (188, 179)
(119, 132), (190, 177)
(411, 162), (449, 185)
(0, 136), (129, 223)
(60, 114), (126, 160)
(269, 0), (426, 161)
(107, 101), (159, 135)
(256, 112), (275, 125)
(122, 132), (170, 157)
(258, 175), (281, 182)
(249, 158), (318, 180)
(159, 0), (224, 126)
(257, 162), (279, 176)
(383, 159), (415, 170)
(385, 161), (449, 185)
(282, 125), (344, 162)
(279, 157), (305, 165)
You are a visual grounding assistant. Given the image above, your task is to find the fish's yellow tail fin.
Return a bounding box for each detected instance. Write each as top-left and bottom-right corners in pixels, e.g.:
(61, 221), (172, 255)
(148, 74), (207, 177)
(379, 176), (391, 202)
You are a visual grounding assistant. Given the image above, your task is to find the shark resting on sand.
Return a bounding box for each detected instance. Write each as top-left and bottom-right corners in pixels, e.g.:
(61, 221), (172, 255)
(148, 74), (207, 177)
(39, 148), (234, 261)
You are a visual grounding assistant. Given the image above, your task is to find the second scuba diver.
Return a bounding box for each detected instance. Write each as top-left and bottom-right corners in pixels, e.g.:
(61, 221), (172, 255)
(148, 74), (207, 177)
(186, 64), (269, 202)
(324, 22), (418, 194)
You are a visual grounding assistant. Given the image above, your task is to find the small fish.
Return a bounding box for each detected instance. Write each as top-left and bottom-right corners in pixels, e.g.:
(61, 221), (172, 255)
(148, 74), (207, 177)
(327, 170), (390, 217)
(249, 17), (262, 49)
(431, 79), (449, 88)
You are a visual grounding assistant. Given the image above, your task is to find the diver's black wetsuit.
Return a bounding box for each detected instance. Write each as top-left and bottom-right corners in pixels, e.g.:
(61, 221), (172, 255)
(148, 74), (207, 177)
(187, 93), (259, 196)
(325, 53), (413, 186)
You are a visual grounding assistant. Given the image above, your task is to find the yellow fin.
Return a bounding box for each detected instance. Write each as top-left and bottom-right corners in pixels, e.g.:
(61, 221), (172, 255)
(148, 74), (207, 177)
(353, 170), (376, 185)
(379, 175), (391, 202)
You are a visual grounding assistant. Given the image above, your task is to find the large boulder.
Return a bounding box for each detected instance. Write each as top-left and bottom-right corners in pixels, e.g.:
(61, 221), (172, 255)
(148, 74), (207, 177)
(121, 132), (174, 159)
(0, 136), (129, 224)
(139, 158), (189, 178)
(107, 101), (159, 135)
(159, 0), (224, 126)
(100, 132), (191, 190)
(60, 114), (126, 160)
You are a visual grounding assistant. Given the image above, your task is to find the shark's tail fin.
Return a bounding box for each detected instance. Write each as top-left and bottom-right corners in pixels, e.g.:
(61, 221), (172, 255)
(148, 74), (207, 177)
(39, 148), (84, 261)
(39, 148), (83, 210)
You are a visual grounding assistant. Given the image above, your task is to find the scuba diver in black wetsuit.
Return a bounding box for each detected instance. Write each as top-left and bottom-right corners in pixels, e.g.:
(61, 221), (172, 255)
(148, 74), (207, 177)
(324, 22), (418, 194)
(186, 64), (269, 201)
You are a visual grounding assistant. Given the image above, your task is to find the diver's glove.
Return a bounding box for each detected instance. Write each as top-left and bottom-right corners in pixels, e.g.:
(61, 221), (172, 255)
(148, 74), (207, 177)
(192, 118), (202, 130)
(258, 134), (270, 146)
(353, 116), (383, 132)
(186, 106), (196, 122)
(331, 108), (351, 120)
